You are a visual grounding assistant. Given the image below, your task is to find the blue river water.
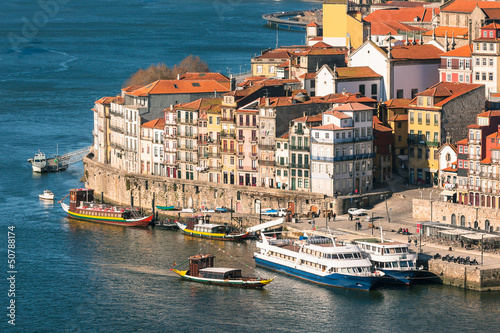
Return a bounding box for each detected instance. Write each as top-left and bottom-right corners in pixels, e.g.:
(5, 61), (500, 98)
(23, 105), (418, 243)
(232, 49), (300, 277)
(1, 0), (500, 331)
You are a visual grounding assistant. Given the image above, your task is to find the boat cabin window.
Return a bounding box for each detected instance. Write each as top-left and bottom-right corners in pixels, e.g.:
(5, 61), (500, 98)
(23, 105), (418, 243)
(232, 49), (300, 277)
(384, 249), (390, 254)
(400, 261), (408, 268)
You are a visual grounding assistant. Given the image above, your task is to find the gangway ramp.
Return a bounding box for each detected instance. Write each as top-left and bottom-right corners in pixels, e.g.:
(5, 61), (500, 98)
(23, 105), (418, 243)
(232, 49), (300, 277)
(57, 146), (92, 166)
(247, 218), (284, 233)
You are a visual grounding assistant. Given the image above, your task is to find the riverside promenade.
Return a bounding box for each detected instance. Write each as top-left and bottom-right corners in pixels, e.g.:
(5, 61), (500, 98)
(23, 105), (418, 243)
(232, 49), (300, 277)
(287, 186), (500, 291)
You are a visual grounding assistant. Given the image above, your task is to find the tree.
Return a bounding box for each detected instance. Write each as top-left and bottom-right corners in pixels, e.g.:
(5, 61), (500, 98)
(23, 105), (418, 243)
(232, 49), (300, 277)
(123, 55), (210, 87)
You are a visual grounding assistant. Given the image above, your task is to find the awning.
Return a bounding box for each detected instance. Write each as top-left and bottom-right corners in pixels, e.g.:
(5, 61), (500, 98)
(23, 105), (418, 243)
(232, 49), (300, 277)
(397, 155), (408, 161)
(440, 190), (456, 196)
(247, 218), (284, 233)
(438, 229), (475, 236)
(461, 233), (500, 241)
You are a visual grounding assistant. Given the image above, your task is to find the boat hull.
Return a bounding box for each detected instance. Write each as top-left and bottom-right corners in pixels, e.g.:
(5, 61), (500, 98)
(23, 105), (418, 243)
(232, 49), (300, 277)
(61, 203), (153, 227)
(156, 206), (175, 210)
(173, 269), (272, 288)
(177, 223), (249, 241)
(254, 257), (380, 291)
(380, 269), (419, 285)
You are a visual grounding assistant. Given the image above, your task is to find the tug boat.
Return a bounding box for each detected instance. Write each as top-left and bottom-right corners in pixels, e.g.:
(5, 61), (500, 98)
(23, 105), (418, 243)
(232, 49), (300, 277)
(176, 215), (249, 241)
(172, 254), (273, 288)
(254, 233), (384, 291)
(354, 237), (420, 285)
(59, 188), (153, 227)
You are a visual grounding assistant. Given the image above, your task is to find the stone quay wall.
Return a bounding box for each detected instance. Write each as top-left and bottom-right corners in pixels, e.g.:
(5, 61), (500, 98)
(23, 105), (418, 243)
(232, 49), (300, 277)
(429, 260), (500, 291)
(83, 156), (391, 219)
(412, 198), (500, 232)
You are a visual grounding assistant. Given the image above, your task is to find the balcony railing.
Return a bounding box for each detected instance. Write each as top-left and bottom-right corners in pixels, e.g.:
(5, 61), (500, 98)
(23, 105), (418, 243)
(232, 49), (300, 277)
(204, 152), (221, 158)
(259, 160), (275, 166)
(177, 132), (196, 138)
(222, 149), (236, 154)
(295, 128), (304, 135)
(109, 110), (123, 117)
(251, 152), (258, 158)
(310, 153), (376, 162)
(238, 166), (258, 172)
(237, 151), (245, 157)
(289, 145), (309, 151)
(290, 163), (309, 169)
(237, 136), (245, 142)
(407, 137), (440, 146)
(176, 118), (196, 125)
(221, 117), (234, 122)
(250, 137), (258, 143)
(259, 144), (275, 151)
(109, 125), (124, 134)
(221, 131), (236, 138)
(110, 142), (124, 150)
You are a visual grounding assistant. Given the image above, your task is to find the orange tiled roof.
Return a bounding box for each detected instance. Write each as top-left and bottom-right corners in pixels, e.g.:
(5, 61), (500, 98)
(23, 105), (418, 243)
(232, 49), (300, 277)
(142, 118), (165, 129)
(412, 82), (483, 107)
(324, 110), (352, 119)
(371, 21), (425, 35)
(456, 138), (468, 145)
(442, 0), (500, 14)
(334, 66), (382, 79)
(384, 98), (412, 108)
(299, 73), (317, 80)
(255, 49), (291, 60)
(373, 116), (382, 124)
(423, 26), (469, 38)
(364, 7), (438, 23)
(483, 8), (500, 20)
(175, 97), (222, 111)
(390, 44), (443, 60)
(482, 22), (500, 30)
(442, 166), (457, 172)
(292, 114), (323, 123)
(128, 80), (229, 96)
(278, 60), (290, 68)
(388, 114), (408, 122)
(334, 102), (375, 112)
(481, 157), (492, 164)
(478, 110), (500, 117)
(122, 85), (143, 92)
(374, 122), (393, 132)
(311, 41), (333, 48)
(279, 132), (290, 139)
(178, 72), (229, 81)
(312, 123), (353, 131)
(306, 22), (319, 27)
(487, 131), (500, 139)
(95, 96), (120, 104)
(440, 44), (473, 58)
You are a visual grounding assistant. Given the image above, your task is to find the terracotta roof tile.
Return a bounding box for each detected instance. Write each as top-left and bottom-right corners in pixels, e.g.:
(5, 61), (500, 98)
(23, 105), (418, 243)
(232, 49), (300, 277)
(364, 8), (438, 23)
(442, 0), (500, 14)
(292, 114), (323, 123)
(255, 50), (291, 60)
(312, 123), (352, 131)
(411, 82), (483, 107)
(384, 98), (412, 108)
(142, 118), (165, 129)
(279, 132), (290, 139)
(373, 116), (382, 124)
(389, 44), (442, 60)
(374, 122), (393, 132)
(306, 22), (319, 27)
(128, 80), (229, 96)
(371, 21), (425, 35)
(333, 102), (375, 112)
(334, 66), (382, 79)
(481, 157), (492, 164)
(440, 44), (473, 57)
(456, 138), (468, 145)
(388, 114), (408, 122)
(311, 41), (333, 48)
(324, 110), (352, 119)
(95, 96), (120, 104)
(423, 26), (469, 38)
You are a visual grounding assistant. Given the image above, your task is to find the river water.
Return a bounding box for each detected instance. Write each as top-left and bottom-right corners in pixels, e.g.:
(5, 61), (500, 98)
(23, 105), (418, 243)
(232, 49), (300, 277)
(1, 0), (499, 331)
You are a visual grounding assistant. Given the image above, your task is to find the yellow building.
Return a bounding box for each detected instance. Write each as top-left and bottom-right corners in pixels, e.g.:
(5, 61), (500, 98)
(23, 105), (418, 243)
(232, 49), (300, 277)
(387, 114), (408, 174)
(207, 102), (223, 183)
(251, 49), (291, 77)
(322, 0), (367, 49)
(407, 82), (484, 185)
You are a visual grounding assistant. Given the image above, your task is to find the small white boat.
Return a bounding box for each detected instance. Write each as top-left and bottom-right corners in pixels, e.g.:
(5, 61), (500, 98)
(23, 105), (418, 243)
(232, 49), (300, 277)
(181, 208), (195, 213)
(39, 190), (55, 201)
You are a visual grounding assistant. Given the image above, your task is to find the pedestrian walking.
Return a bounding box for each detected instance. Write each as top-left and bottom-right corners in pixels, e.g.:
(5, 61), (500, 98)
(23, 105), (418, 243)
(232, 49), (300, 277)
(333, 213), (336, 221)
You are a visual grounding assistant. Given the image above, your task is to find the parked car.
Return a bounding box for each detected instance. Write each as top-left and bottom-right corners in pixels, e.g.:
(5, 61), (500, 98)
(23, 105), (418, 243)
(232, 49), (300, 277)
(348, 208), (367, 216)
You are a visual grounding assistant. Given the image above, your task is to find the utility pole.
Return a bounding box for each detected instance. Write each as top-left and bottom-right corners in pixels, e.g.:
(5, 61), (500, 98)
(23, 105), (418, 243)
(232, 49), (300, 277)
(231, 198), (233, 222)
(384, 195), (391, 223)
(481, 234), (484, 266)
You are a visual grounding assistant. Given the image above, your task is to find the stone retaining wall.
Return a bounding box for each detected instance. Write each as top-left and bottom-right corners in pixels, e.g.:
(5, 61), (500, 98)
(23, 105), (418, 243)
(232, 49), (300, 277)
(83, 156), (391, 217)
(429, 260), (500, 291)
(412, 198), (500, 232)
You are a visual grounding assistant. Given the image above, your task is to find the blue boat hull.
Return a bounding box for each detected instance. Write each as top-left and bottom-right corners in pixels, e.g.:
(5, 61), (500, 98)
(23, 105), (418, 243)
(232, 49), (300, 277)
(380, 270), (419, 285)
(255, 257), (380, 291)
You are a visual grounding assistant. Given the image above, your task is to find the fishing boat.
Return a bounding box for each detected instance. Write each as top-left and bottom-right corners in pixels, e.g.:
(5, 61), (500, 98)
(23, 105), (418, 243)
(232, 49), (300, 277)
(28, 151), (48, 173)
(156, 205), (175, 210)
(39, 190), (55, 201)
(59, 188), (153, 227)
(176, 215), (249, 240)
(172, 254), (273, 288)
(354, 234), (420, 285)
(254, 233), (384, 291)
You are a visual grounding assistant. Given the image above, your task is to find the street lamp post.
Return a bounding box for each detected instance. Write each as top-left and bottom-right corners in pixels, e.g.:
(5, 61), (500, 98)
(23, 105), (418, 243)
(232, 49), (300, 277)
(371, 212), (375, 235)
(481, 233), (484, 266)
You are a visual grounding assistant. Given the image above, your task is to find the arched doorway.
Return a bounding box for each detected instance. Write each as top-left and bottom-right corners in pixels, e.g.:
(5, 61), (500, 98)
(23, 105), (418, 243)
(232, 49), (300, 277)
(188, 197), (193, 208)
(451, 214), (456, 226)
(255, 199), (261, 214)
(460, 215), (466, 227)
(485, 220), (491, 232)
(236, 202), (242, 213)
(474, 220), (479, 229)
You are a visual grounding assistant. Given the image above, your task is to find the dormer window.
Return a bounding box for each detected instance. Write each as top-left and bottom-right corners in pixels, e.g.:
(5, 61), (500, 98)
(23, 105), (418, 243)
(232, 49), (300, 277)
(490, 31), (494, 38)
(484, 30), (488, 38)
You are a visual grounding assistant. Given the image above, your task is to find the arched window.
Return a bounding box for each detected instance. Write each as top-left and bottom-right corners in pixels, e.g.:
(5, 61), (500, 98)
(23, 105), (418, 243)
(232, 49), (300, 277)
(451, 214), (456, 226)
(485, 220), (491, 233)
(474, 221), (479, 229)
(460, 215), (466, 227)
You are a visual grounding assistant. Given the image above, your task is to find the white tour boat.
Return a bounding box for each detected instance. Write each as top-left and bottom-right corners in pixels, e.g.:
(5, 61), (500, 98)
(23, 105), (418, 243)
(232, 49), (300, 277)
(254, 233), (384, 291)
(354, 231), (419, 284)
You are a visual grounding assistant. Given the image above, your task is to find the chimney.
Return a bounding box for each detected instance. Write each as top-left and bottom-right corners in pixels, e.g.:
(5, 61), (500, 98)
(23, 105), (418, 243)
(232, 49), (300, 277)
(214, 89), (217, 97)
(177, 74), (180, 80)
(420, 32), (423, 45)
(170, 104), (173, 110)
(265, 97), (270, 106)
(412, 31), (416, 45)
(468, 19), (472, 44)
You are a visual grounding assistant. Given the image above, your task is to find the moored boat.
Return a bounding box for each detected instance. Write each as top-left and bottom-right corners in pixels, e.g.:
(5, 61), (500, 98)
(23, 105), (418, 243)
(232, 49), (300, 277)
(254, 233), (384, 291)
(39, 190), (55, 201)
(354, 237), (420, 285)
(156, 205), (175, 210)
(172, 254), (273, 288)
(29, 151), (48, 173)
(176, 215), (249, 241)
(59, 188), (153, 227)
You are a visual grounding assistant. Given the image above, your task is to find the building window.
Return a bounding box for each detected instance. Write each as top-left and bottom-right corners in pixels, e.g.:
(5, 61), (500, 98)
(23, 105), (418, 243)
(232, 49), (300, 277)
(459, 160), (463, 168)
(269, 65), (275, 73)
(490, 31), (494, 38)
(483, 58), (486, 66)
(434, 114), (439, 126)
(396, 89), (404, 98)
(489, 73), (494, 81)
(447, 58), (452, 68)
(490, 58), (494, 66)
(490, 43), (495, 51)
(446, 73), (452, 82)
(476, 58), (480, 66)
(475, 72), (480, 81)
(256, 65), (262, 74)
(411, 89), (418, 99)
(459, 74), (464, 82)
(426, 114), (430, 125)
(465, 75), (470, 83)
(459, 146), (463, 153)
(417, 113), (422, 125)
(371, 84), (377, 95)
(359, 84), (365, 95)
(465, 59), (470, 69)
(482, 72), (487, 81)
(459, 59), (464, 69)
